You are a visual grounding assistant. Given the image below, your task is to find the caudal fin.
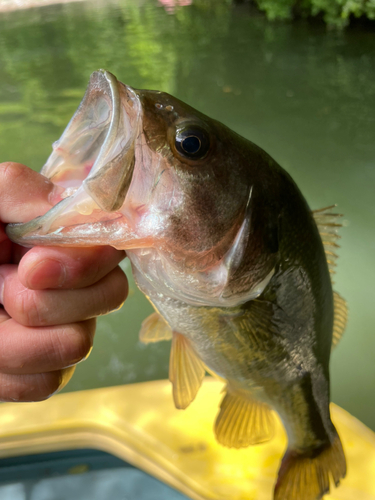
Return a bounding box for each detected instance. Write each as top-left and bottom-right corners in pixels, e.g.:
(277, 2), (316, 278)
(274, 432), (346, 500)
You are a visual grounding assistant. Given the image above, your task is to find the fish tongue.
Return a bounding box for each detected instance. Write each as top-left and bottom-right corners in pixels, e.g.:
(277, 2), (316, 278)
(6, 70), (142, 247)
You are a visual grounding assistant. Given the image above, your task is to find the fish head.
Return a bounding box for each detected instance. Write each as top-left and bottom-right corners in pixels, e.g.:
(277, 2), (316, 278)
(7, 70), (250, 253)
(7, 70), (278, 305)
(130, 86), (254, 259)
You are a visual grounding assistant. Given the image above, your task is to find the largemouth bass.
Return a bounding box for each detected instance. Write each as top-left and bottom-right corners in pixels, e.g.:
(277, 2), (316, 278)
(7, 70), (348, 500)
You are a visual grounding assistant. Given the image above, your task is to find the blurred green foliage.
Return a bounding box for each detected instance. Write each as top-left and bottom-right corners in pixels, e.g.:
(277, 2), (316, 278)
(1, 0), (374, 169)
(253, 0), (375, 27)
(0, 0), (231, 167)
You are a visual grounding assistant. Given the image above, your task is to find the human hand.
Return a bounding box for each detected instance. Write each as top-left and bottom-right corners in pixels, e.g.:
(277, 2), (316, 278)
(0, 162), (128, 402)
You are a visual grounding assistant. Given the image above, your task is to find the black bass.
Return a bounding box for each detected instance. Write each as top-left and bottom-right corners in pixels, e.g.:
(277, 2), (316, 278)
(7, 70), (348, 500)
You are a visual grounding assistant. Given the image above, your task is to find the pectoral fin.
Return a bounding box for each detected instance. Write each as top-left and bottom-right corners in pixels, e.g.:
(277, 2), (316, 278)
(169, 333), (206, 410)
(139, 312), (172, 344)
(215, 386), (275, 448)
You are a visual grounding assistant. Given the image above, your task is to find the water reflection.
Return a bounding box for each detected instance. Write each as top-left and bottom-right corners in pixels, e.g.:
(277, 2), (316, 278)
(0, 0), (374, 430)
(158, 0), (192, 13)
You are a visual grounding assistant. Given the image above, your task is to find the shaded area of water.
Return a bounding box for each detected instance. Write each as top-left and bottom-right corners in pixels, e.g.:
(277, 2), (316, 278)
(0, 449), (187, 499)
(0, 0), (374, 431)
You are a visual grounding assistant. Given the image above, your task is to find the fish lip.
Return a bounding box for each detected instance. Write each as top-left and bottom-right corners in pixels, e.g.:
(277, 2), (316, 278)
(91, 69), (122, 169)
(6, 70), (142, 245)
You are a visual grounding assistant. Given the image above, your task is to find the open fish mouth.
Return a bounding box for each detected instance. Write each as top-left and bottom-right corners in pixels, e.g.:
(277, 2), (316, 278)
(7, 70), (141, 246)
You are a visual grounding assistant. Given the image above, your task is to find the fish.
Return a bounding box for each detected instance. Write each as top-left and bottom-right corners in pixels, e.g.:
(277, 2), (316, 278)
(6, 70), (348, 500)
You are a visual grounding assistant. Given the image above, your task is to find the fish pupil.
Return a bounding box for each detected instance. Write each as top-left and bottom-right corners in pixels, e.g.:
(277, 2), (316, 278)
(175, 127), (210, 160)
(182, 136), (201, 154)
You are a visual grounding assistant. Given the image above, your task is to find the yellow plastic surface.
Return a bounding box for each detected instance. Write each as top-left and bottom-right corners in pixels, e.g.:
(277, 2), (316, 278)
(0, 377), (374, 500)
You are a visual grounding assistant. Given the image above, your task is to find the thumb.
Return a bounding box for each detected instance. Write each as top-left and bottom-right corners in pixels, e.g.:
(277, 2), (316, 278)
(0, 163), (60, 223)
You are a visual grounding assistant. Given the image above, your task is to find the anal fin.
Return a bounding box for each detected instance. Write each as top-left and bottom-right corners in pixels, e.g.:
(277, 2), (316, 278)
(139, 312), (172, 344)
(274, 433), (346, 500)
(169, 332), (206, 410)
(332, 291), (348, 348)
(215, 387), (275, 448)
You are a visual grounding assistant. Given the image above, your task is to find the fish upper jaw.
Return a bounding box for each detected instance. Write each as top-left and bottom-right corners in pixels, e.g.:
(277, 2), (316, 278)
(6, 70), (147, 248)
(42, 70), (142, 212)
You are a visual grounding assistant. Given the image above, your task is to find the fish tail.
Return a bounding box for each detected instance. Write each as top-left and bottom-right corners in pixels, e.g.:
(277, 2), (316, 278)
(274, 428), (346, 500)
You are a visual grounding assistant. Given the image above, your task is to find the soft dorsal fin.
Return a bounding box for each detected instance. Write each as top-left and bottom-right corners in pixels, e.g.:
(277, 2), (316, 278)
(332, 291), (348, 348)
(169, 332), (206, 410)
(139, 312), (172, 344)
(312, 206), (348, 347)
(312, 205), (343, 276)
(215, 386), (275, 448)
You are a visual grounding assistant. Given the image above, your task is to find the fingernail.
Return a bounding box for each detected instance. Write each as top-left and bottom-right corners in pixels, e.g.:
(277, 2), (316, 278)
(77, 346), (93, 364)
(56, 366), (76, 394)
(65, 346), (93, 368)
(26, 259), (66, 289)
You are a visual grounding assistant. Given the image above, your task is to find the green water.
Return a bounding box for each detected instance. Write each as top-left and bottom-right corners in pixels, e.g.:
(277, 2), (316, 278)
(0, 0), (374, 431)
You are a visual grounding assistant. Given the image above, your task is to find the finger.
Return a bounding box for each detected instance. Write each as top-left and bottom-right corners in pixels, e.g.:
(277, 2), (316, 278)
(0, 318), (95, 375)
(0, 367), (75, 402)
(11, 244), (30, 265)
(1, 222), (30, 266)
(0, 162), (60, 223)
(1, 265), (128, 327)
(0, 307), (10, 324)
(19, 245), (126, 290)
(0, 223), (12, 265)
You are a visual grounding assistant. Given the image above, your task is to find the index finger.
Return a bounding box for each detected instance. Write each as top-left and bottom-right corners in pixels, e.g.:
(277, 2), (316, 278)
(18, 245), (126, 290)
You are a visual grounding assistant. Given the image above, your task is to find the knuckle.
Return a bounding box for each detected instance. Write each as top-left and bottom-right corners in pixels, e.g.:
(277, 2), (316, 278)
(13, 289), (43, 327)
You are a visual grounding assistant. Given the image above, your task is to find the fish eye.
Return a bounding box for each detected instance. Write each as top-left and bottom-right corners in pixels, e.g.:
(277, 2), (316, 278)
(174, 126), (210, 160)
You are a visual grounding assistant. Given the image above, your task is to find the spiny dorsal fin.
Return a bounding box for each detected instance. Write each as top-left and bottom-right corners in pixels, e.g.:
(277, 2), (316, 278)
(139, 312), (172, 344)
(332, 291), (348, 349)
(312, 205), (343, 276)
(169, 332), (206, 410)
(215, 386), (275, 448)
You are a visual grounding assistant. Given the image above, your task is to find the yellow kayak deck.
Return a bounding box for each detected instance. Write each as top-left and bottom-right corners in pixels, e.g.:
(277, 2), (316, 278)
(0, 377), (373, 500)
